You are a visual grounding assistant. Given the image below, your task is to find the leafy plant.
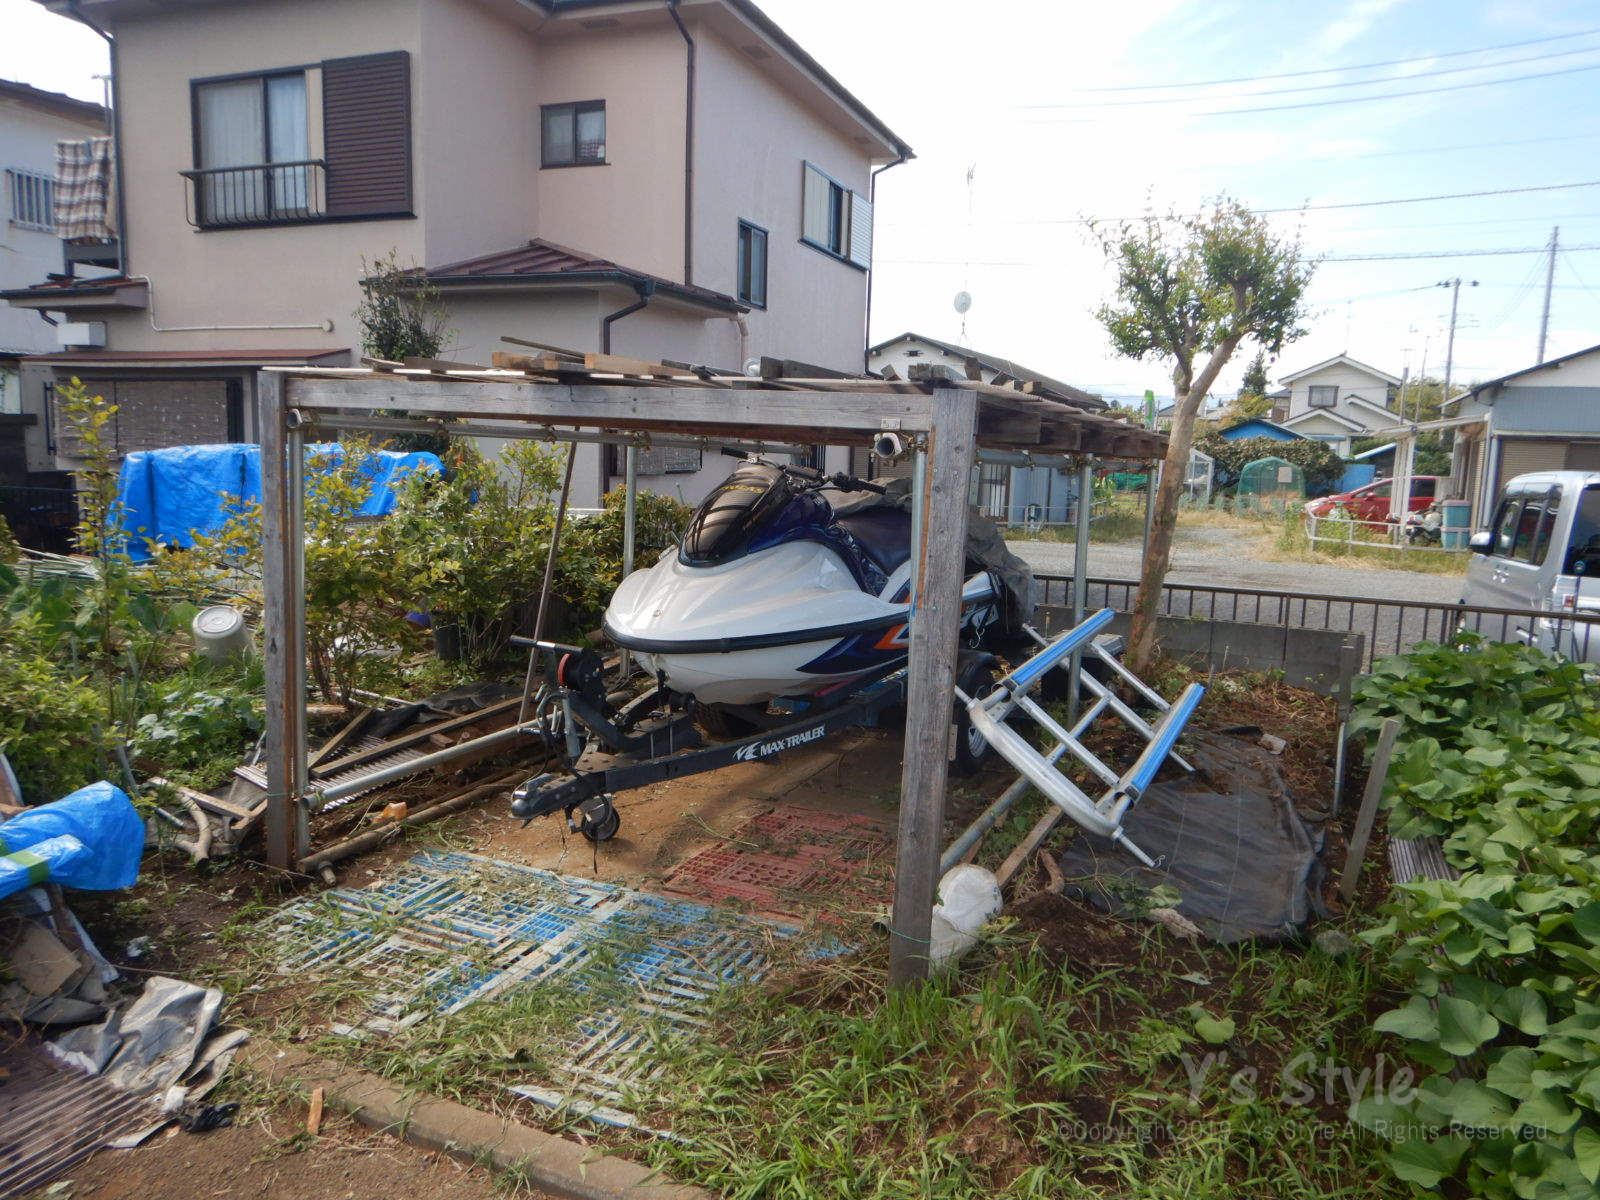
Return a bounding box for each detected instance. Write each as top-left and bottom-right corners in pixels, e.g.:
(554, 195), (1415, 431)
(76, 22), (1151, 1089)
(0, 592), (109, 801)
(1352, 633), (1600, 1198)
(1197, 433), (1346, 494)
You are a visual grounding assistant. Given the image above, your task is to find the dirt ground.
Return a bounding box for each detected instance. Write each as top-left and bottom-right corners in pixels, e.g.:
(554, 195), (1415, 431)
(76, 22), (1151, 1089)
(18, 1102), (524, 1200)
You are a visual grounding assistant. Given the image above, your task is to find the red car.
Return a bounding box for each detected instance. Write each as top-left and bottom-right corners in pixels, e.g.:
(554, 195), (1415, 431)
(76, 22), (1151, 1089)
(1304, 476), (1440, 525)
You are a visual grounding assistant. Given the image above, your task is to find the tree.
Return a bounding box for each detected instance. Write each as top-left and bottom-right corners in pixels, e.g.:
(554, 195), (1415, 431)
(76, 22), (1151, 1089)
(1228, 351), (1274, 420)
(1095, 198), (1314, 669)
(357, 250), (455, 454)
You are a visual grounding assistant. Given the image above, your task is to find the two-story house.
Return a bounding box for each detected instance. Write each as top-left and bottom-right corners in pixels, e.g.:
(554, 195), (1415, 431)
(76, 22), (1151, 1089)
(1274, 354), (1401, 456)
(0, 78), (107, 549)
(3, 0), (911, 507)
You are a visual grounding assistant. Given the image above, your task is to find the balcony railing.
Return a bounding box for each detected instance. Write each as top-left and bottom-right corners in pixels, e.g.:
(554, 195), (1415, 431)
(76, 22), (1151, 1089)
(181, 160), (325, 229)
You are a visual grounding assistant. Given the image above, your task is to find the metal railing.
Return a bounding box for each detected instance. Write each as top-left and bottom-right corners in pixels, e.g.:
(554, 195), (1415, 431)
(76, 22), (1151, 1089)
(1034, 573), (1600, 671)
(1304, 512), (1470, 555)
(181, 160), (325, 228)
(0, 485), (78, 555)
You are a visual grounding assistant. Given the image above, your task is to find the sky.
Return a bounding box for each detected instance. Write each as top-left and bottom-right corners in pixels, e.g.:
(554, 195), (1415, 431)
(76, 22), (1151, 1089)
(5, 0), (1600, 399)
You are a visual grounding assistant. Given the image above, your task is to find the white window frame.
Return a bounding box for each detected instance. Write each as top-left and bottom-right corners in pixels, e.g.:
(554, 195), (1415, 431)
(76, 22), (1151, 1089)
(1307, 385), (1337, 408)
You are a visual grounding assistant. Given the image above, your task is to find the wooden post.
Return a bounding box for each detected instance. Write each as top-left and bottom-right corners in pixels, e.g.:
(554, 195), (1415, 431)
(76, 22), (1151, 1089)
(889, 388), (977, 985)
(1340, 717), (1401, 905)
(1067, 456), (1094, 723)
(260, 371), (307, 870)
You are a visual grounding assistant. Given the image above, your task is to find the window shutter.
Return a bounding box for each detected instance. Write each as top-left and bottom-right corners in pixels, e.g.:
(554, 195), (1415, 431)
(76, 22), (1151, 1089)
(848, 190), (872, 267)
(802, 163), (830, 245)
(322, 51), (412, 218)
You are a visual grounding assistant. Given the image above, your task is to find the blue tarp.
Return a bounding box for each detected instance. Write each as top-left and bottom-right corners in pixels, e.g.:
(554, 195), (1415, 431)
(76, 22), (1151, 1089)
(0, 781), (144, 898)
(115, 443), (442, 560)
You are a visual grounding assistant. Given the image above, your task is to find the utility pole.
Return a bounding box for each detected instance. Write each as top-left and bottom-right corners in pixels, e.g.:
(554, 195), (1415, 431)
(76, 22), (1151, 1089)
(1439, 277), (1478, 408)
(1538, 226), (1559, 364)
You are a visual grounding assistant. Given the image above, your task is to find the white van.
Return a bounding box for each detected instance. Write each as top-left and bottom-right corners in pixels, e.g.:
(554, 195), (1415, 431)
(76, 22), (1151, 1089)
(1462, 471), (1600, 660)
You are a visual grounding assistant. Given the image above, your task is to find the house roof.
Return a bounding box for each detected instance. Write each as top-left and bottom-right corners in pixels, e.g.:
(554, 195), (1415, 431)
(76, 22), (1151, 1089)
(868, 331), (1105, 410)
(1218, 418), (1302, 438)
(1281, 407), (1366, 433)
(0, 78), (107, 128)
(1342, 393), (1400, 423)
(1279, 354), (1402, 387)
(1352, 442), (1396, 461)
(1445, 341), (1600, 408)
(417, 239), (747, 313)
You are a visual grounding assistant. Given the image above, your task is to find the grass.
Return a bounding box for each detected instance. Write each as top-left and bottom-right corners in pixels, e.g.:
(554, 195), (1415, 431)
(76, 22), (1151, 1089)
(1269, 513), (1468, 575)
(637, 920), (1408, 1199)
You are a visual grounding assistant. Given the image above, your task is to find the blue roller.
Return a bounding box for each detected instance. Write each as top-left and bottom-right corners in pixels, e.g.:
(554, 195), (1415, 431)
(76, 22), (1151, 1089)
(1116, 682), (1205, 800)
(1003, 608), (1116, 693)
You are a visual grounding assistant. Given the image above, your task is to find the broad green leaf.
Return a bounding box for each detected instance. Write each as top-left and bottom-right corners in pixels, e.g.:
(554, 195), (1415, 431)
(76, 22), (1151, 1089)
(1437, 995), (1499, 1056)
(1375, 996), (1439, 1043)
(1512, 1087), (1581, 1136)
(1575, 1126), (1600, 1185)
(1571, 903), (1600, 947)
(1191, 1011), (1234, 1045)
(1442, 1080), (1513, 1130)
(1386, 1134), (1468, 1188)
(1493, 987), (1550, 1035)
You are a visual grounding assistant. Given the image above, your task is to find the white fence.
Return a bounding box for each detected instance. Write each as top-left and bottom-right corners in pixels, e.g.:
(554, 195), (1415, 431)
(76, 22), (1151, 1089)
(1304, 511), (1470, 554)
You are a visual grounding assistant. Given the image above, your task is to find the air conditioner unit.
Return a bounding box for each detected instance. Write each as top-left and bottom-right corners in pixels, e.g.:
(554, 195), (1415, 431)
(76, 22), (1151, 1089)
(56, 321), (107, 349)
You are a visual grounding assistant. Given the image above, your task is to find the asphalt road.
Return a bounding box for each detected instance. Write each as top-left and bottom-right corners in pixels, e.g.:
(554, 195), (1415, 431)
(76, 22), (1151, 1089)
(1009, 526), (1468, 665)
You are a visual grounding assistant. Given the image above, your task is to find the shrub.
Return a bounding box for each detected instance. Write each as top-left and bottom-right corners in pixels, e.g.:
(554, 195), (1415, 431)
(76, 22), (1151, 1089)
(0, 602), (109, 801)
(1198, 433), (1345, 494)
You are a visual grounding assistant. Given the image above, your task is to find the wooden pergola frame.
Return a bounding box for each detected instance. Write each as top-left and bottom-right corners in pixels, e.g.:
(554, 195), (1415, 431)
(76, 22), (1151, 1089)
(256, 365), (1165, 982)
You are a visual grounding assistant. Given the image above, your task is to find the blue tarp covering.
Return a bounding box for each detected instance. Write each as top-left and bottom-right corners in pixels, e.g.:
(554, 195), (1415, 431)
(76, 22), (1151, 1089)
(0, 781), (144, 898)
(115, 443), (442, 560)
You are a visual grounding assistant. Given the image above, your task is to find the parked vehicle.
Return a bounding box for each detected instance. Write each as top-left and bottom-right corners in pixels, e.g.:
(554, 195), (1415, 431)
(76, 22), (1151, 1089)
(1462, 470), (1600, 660)
(1304, 475), (1440, 524)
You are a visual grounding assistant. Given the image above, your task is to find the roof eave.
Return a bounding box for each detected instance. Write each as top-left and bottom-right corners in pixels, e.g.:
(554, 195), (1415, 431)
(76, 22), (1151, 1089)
(425, 271), (747, 314)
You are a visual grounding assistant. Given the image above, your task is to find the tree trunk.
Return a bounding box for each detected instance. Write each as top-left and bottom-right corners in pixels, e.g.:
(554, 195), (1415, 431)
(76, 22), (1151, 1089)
(1126, 336), (1245, 671)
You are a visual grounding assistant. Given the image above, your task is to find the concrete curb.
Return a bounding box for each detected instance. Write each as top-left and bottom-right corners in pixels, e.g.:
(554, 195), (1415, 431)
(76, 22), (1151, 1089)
(240, 1040), (714, 1200)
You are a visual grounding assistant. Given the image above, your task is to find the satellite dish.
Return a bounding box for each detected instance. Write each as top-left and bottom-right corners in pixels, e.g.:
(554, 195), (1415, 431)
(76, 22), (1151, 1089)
(953, 291), (972, 315)
(742, 357), (762, 378)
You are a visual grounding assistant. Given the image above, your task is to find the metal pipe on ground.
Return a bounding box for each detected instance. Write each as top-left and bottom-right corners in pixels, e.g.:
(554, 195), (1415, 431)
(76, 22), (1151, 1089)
(313, 723), (539, 806)
(298, 770), (528, 875)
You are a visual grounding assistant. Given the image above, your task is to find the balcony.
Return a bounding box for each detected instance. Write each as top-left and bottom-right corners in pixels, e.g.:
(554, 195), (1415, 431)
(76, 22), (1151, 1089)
(181, 160), (325, 230)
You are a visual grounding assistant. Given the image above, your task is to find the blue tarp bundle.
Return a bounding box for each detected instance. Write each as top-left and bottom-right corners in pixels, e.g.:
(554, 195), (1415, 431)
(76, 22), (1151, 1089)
(0, 781), (145, 899)
(114, 443), (442, 561)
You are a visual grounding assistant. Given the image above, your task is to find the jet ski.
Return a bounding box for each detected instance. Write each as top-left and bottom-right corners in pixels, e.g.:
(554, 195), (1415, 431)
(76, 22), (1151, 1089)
(604, 459), (1007, 706)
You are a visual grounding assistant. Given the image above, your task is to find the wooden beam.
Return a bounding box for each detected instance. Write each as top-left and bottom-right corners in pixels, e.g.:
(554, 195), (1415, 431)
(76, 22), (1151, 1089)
(500, 335), (586, 361)
(259, 370), (305, 871)
(1340, 717), (1401, 905)
(281, 374), (935, 438)
(889, 387), (977, 985)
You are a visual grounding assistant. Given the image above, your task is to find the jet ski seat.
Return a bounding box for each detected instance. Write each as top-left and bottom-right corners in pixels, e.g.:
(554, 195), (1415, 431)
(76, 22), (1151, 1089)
(835, 508), (913, 578)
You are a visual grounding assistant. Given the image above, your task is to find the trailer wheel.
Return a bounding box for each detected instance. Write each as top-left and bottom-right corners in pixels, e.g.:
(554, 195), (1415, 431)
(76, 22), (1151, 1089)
(951, 655), (995, 776)
(575, 795), (620, 843)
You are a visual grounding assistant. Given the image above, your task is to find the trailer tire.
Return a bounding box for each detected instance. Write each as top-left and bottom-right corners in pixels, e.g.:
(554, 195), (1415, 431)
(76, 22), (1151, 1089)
(952, 655), (995, 776)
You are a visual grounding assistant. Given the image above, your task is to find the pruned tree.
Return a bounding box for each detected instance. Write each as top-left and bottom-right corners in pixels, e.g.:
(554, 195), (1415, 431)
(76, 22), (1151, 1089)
(1230, 350), (1274, 419)
(1094, 199), (1314, 669)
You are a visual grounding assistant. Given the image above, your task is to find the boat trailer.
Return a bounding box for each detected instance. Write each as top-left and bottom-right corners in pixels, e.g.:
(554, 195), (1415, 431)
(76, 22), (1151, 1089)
(507, 608), (1203, 863)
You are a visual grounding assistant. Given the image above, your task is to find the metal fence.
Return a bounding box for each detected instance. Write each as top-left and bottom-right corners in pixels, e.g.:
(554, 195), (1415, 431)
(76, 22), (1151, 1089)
(1035, 573), (1600, 671)
(0, 485), (78, 556)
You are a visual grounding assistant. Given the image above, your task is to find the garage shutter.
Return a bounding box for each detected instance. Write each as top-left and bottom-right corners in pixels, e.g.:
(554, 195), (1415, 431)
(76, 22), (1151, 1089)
(322, 51), (412, 218)
(1565, 441), (1600, 471)
(1497, 438), (1566, 489)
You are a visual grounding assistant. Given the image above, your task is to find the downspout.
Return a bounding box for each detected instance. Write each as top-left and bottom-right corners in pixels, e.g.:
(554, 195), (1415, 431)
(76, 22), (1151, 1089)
(600, 283), (654, 494)
(666, 0), (695, 285)
(66, 3), (127, 277)
(863, 152), (908, 372)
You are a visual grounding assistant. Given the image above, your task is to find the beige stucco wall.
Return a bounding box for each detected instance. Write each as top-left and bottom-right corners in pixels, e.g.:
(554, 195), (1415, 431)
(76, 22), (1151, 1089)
(691, 24), (870, 372)
(417, 0), (539, 268)
(532, 23), (687, 283)
(105, 0), (426, 353)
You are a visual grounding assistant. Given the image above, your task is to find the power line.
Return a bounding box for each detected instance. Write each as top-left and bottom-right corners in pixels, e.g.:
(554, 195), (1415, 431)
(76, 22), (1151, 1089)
(1200, 61), (1600, 117)
(1318, 243), (1600, 262)
(1073, 27), (1600, 92)
(1027, 44), (1600, 110)
(1261, 179), (1600, 215)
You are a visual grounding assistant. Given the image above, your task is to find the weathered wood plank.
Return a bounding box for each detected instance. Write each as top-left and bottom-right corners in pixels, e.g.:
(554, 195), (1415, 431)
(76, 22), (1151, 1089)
(259, 370), (305, 870)
(1340, 717), (1401, 905)
(889, 387), (978, 985)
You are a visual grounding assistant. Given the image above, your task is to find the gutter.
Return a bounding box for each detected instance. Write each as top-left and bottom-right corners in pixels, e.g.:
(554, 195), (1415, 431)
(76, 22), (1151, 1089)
(64, 2), (127, 277)
(600, 282), (653, 354)
(600, 283), (653, 493)
(666, 0), (695, 286)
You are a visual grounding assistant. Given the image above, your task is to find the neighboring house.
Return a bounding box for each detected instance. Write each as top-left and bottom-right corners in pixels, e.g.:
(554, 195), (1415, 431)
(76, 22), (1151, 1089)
(1445, 342), (1600, 525)
(3, 0), (911, 508)
(0, 79), (107, 550)
(867, 331), (1105, 524)
(1214, 417), (1302, 443)
(1265, 387), (1289, 423)
(1275, 354), (1401, 456)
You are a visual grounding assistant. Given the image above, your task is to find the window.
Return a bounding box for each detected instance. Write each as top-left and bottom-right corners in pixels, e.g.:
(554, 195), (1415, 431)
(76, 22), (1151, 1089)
(542, 101), (606, 167)
(737, 220), (767, 308)
(6, 167), (54, 231)
(1529, 487), (1561, 565)
(1307, 385), (1337, 408)
(1491, 494), (1524, 557)
(193, 70), (311, 224)
(801, 162), (871, 267)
